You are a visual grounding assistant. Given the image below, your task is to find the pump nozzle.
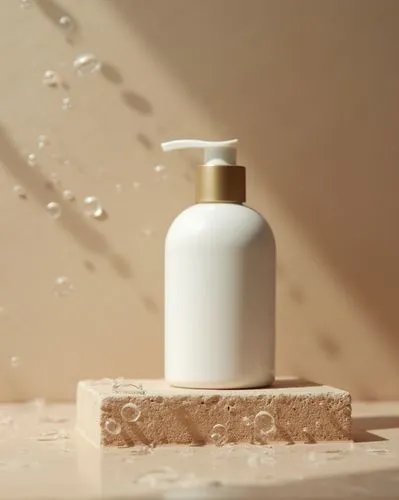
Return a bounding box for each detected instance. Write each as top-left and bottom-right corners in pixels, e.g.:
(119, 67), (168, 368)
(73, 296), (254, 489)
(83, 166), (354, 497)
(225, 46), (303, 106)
(161, 139), (238, 166)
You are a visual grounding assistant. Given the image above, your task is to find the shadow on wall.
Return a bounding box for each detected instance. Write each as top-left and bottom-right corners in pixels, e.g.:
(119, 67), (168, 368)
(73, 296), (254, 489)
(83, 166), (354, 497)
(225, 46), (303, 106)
(0, 124), (132, 280)
(111, 0), (399, 398)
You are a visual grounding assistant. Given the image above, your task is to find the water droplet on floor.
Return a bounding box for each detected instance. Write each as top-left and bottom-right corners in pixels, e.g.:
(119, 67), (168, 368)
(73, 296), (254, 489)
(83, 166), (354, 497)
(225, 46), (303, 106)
(128, 445), (152, 456)
(40, 415), (69, 424)
(73, 53), (101, 76)
(135, 466), (180, 487)
(42, 70), (59, 87)
(62, 189), (75, 201)
(247, 451), (276, 467)
(38, 135), (49, 149)
(61, 97), (72, 110)
(254, 411), (275, 435)
(105, 418), (121, 435)
(10, 356), (21, 368)
(46, 201), (61, 218)
(59, 16), (73, 30)
(27, 153), (37, 167)
(242, 416), (254, 427)
(153, 164), (166, 173)
(210, 424), (227, 446)
(83, 196), (103, 218)
(308, 449), (347, 463)
(54, 276), (73, 297)
(0, 415), (14, 426)
(20, 0), (34, 9)
(132, 181), (141, 189)
(37, 429), (69, 441)
(367, 448), (391, 456)
(13, 185), (26, 198)
(121, 403), (140, 422)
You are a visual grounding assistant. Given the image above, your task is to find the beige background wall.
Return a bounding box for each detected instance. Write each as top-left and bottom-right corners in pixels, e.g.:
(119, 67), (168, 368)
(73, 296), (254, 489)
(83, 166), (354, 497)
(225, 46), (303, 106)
(0, 0), (398, 401)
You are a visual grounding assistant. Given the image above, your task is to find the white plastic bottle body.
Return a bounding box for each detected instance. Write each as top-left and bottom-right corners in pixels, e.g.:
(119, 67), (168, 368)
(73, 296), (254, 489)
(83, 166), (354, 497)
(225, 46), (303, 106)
(165, 203), (275, 389)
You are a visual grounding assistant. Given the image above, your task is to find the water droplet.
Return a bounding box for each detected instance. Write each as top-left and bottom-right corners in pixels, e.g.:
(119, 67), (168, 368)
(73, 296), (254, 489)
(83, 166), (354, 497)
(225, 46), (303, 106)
(142, 228), (153, 237)
(10, 356), (21, 368)
(115, 184), (122, 193)
(61, 97), (72, 110)
(121, 403), (141, 422)
(42, 70), (59, 87)
(73, 53), (101, 76)
(132, 181), (141, 189)
(38, 135), (49, 149)
(13, 185), (26, 198)
(59, 16), (73, 30)
(83, 196), (103, 218)
(27, 153), (37, 167)
(153, 164), (166, 173)
(49, 173), (61, 188)
(303, 426), (309, 433)
(62, 189), (75, 201)
(54, 276), (73, 297)
(367, 448), (391, 456)
(104, 418), (121, 435)
(135, 466), (179, 487)
(315, 420), (321, 428)
(46, 201), (61, 218)
(20, 0), (33, 9)
(247, 451), (276, 467)
(254, 411), (275, 435)
(210, 424), (227, 446)
(242, 416), (254, 427)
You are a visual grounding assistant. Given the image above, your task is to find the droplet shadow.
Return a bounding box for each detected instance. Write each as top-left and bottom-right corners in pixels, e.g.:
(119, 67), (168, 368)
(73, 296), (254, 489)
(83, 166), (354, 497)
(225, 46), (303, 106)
(121, 90), (153, 115)
(137, 132), (153, 150)
(101, 62), (124, 85)
(35, 0), (80, 38)
(0, 124), (133, 280)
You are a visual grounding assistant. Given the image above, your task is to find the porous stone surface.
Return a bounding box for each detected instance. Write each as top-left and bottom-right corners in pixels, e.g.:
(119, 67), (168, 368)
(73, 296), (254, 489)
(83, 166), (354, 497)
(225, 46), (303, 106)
(76, 378), (352, 447)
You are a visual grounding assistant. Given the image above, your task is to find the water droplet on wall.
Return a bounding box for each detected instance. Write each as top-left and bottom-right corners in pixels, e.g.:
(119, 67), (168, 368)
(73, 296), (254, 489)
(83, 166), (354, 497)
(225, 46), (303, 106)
(242, 416), (254, 427)
(13, 185), (26, 198)
(254, 411), (275, 435)
(73, 53), (101, 76)
(10, 356), (21, 368)
(27, 153), (37, 167)
(59, 16), (73, 30)
(54, 276), (73, 297)
(83, 196), (103, 218)
(38, 135), (49, 149)
(20, 0), (34, 9)
(153, 164), (166, 173)
(61, 97), (72, 110)
(46, 201), (61, 218)
(210, 424), (227, 446)
(121, 403), (141, 422)
(62, 189), (75, 201)
(42, 70), (60, 87)
(105, 418), (121, 435)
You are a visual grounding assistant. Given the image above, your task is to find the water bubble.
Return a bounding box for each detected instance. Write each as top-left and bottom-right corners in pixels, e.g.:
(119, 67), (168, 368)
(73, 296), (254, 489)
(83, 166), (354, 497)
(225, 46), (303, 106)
(210, 424), (227, 446)
(46, 201), (61, 218)
(54, 276), (73, 297)
(13, 185), (26, 198)
(38, 135), (49, 149)
(121, 403), (141, 422)
(242, 416), (254, 427)
(42, 70), (59, 87)
(104, 418), (121, 435)
(26, 153), (37, 167)
(20, 0), (34, 9)
(61, 97), (72, 110)
(73, 53), (101, 76)
(10, 356), (21, 368)
(62, 189), (75, 201)
(59, 16), (73, 30)
(254, 411), (275, 435)
(83, 196), (103, 218)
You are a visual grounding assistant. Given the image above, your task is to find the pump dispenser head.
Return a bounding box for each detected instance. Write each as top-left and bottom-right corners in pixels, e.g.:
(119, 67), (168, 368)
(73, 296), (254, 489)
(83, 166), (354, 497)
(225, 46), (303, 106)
(161, 139), (245, 204)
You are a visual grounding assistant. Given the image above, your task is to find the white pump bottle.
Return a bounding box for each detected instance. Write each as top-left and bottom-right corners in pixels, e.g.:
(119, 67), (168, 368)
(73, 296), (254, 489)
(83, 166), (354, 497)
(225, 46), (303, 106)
(162, 139), (275, 389)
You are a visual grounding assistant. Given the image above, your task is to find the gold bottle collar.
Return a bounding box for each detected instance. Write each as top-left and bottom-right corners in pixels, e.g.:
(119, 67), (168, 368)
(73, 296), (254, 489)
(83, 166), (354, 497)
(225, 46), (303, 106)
(195, 165), (246, 204)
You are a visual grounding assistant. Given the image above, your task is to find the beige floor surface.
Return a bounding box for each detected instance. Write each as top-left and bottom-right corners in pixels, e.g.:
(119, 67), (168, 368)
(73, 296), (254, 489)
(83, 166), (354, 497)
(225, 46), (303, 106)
(0, 401), (398, 499)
